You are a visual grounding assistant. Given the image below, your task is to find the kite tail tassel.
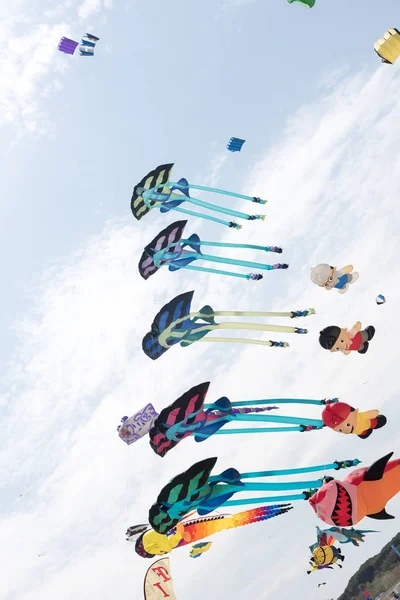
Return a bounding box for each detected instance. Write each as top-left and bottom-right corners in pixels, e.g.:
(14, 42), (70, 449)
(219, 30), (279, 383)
(333, 458), (361, 470)
(294, 328), (308, 334)
(290, 308), (316, 318)
(252, 197), (267, 205)
(323, 397), (340, 405)
(248, 214), (266, 221)
(269, 340), (289, 348)
(299, 424), (324, 433)
(229, 222), (242, 229)
(247, 273), (264, 281)
(267, 246), (283, 253)
(227, 504), (293, 531)
(303, 488), (320, 500)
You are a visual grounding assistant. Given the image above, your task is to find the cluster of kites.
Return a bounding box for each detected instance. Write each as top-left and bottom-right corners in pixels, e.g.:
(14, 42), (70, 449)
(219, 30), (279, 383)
(54, 14), (399, 600)
(123, 159), (398, 596)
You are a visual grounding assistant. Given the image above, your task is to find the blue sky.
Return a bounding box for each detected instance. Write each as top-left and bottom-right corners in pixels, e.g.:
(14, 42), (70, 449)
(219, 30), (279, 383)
(1, 1), (400, 599)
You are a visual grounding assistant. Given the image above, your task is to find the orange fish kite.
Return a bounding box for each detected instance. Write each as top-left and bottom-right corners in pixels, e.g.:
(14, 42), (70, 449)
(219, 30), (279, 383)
(309, 453), (400, 526)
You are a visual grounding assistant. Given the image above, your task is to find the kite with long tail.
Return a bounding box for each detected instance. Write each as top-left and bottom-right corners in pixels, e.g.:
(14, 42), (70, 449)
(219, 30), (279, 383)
(148, 456), (360, 534)
(127, 504), (293, 559)
(139, 221), (288, 282)
(131, 164), (267, 229)
(117, 382), (336, 457)
(142, 291), (316, 360)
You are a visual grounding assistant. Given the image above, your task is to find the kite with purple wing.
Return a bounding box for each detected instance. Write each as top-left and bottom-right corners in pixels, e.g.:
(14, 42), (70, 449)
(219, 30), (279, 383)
(139, 220), (288, 282)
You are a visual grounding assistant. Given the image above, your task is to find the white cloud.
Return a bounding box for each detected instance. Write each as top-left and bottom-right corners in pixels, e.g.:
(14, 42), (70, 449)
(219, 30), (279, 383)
(77, 0), (112, 21)
(0, 17), (70, 137)
(1, 64), (400, 600)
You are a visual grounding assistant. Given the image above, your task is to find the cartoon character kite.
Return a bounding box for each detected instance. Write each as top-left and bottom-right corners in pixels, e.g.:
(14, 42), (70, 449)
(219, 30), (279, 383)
(131, 163), (267, 229)
(322, 401), (387, 439)
(319, 322), (375, 355)
(142, 291), (315, 360)
(139, 221), (288, 282)
(310, 264), (359, 294)
(307, 545), (345, 574)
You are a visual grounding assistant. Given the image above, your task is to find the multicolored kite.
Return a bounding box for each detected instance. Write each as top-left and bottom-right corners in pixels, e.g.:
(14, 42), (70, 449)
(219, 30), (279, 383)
(117, 383), (336, 455)
(308, 545), (344, 574)
(131, 163), (267, 229)
(190, 542), (212, 558)
(307, 526), (376, 574)
(139, 220), (288, 282)
(129, 504), (292, 559)
(148, 456), (360, 534)
(142, 290), (316, 360)
(79, 33), (99, 56)
(309, 452), (400, 526)
(311, 526), (377, 549)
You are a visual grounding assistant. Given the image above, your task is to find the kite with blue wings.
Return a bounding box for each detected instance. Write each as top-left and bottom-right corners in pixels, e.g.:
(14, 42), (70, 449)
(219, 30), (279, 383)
(131, 163), (267, 229)
(226, 137), (246, 152)
(139, 220), (288, 282)
(79, 33), (99, 56)
(142, 290), (315, 360)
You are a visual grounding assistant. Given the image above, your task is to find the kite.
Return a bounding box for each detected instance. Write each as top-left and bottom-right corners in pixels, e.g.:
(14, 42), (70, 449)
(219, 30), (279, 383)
(318, 583), (327, 587)
(308, 545), (344, 574)
(79, 33), (99, 56)
(130, 163), (267, 229)
(139, 220), (288, 282)
(190, 542), (212, 558)
(310, 264), (359, 294)
(143, 558), (177, 600)
(147, 456), (360, 534)
(117, 403), (158, 444)
(309, 452), (400, 526)
(57, 37), (79, 55)
(148, 383), (331, 457)
(374, 28), (400, 64)
(226, 137), (246, 152)
(376, 294), (386, 305)
(321, 402), (387, 439)
(311, 526), (377, 549)
(117, 383), (335, 455)
(319, 322), (375, 355)
(130, 504), (292, 558)
(142, 290), (316, 360)
(287, 0), (315, 7)
(307, 526), (376, 574)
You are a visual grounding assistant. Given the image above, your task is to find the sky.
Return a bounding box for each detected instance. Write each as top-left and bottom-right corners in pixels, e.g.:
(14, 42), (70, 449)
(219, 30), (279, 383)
(1, 0), (400, 599)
